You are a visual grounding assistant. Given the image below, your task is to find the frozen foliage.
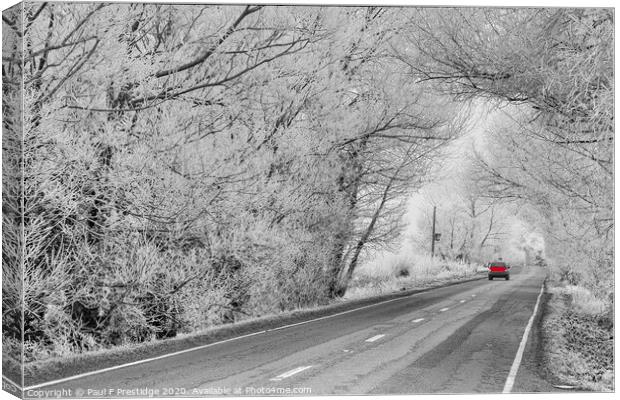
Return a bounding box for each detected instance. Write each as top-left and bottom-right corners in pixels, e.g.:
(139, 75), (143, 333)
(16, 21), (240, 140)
(398, 8), (613, 298)
(344, 253), (480, 300)
(395, 8), (613, 389)
(2, 4), (461, 360)
(2, 6), (611, 370)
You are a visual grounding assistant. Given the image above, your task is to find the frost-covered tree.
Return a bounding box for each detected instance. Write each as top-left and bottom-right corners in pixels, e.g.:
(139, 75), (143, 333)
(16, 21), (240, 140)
(397, 8), (613, 297)
(4, 3), (462, 360)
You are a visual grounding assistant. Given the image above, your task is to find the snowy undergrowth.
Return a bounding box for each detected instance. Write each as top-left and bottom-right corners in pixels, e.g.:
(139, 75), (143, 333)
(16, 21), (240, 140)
(344, 252), (484, 300)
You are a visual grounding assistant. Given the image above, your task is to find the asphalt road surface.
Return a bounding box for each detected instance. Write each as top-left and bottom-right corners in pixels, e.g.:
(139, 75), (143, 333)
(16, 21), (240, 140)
(23, 265), (550, 397)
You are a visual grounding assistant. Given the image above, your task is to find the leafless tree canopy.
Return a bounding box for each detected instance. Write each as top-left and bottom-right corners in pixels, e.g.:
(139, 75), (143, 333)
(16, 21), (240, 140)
(2, 5), (612, 362)
(398, 8), (613, 294)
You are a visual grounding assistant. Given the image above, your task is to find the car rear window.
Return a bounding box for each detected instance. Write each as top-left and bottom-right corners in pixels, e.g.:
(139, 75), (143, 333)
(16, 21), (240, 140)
(490, 262), (506, 267)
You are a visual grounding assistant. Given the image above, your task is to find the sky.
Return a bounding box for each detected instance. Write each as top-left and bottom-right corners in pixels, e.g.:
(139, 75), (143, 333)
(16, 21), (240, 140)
(401, 102), (490, 242)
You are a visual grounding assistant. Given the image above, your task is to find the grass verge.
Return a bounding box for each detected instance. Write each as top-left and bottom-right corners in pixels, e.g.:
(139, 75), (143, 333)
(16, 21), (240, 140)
(22, 272), (485, 387)
(344, 254), (485, 300)
(541, 282), (613, 391)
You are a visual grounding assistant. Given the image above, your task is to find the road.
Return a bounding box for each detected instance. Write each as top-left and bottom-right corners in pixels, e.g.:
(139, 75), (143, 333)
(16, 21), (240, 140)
(23, 265), (550, 397)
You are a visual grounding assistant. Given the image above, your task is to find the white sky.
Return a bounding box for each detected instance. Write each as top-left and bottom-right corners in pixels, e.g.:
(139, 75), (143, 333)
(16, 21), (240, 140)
(389, 100), (547, 264)
(401, 102), (492, 239)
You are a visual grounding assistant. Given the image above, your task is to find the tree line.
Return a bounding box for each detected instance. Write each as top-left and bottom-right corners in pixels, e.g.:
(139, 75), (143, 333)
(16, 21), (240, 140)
(3, 4), (461, 358)
(2, 4), (612, 360)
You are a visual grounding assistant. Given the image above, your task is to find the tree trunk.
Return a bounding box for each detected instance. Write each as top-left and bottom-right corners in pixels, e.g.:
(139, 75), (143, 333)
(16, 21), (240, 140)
(341, 158), (404, 290)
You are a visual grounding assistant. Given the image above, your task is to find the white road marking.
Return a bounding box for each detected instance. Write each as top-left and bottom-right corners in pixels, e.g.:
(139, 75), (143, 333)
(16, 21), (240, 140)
(269, 365), (313, 381)
(23, 293), (426, 390)
(412, 318), (425, 323)
(365, 334), (386, 343)
(553, 385), (577, 390)
(2, 375), (21, 389)
(267, 293), (430, 333)
(503, 283), (545, 393)
(439, 307), (450, 312)
(24, 278), (486, 390)
(460, 300), (466, 303)
(471, 294), (477, 297)
(22, 329), (268, 391)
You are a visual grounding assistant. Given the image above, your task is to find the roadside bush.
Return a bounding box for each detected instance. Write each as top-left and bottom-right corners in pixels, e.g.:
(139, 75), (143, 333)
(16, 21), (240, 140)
(2, 335), (23, 362)
(563, 285), (608, 316)
(344, 252), (480, 300)
(23, 235), (196, 359)
(551, 310), (613, 390)
(396, 265), (410, 277)
(245, 229), (333, 315)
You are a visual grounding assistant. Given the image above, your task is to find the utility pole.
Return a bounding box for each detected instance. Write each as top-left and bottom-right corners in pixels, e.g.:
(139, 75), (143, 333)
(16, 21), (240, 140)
(431, 206), (436, 258)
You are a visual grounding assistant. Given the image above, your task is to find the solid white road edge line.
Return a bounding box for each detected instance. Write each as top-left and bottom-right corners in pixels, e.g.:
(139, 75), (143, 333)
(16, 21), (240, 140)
(21, 293), (415, 390)
(25, 279), (482, 390)
(22, 330), (268, 391)
(502, 283), (545, 393)
(365, 334), (386, 343)
(269, 366), (313, 381)
(2, 375), (21, 389)
(412, 318), (425, 323)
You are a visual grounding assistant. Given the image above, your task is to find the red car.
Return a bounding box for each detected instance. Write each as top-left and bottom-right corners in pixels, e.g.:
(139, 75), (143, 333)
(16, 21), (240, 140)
(487, 261), (510, 281)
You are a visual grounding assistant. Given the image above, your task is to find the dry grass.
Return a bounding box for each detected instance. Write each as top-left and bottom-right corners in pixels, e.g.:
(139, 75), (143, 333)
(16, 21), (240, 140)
(22, 271), (484, 386)
(542, 284), (613, 392)
(19, 249), (486, 386)
(344, 253), (484, 300)
(562, 285), (608, 316)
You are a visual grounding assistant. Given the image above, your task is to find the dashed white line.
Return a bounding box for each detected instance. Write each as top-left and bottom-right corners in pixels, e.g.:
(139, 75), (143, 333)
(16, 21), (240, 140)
(24, 278), (486, 391)
(460, 300), (466, 303)
(365, 334), (386, 343)
(502, 283), (545, 393)
(21, 286), (434, 390)
(266, 287), (443, 333)
(471, 294), (477, 297)
(439, 307), (450, 312)
(412, 318), (425, 323)
(270, 365), (313, 381)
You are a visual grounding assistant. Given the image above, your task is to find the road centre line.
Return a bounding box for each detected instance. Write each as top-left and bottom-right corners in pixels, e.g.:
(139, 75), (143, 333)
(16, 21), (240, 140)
(502, 283), (545, 393)
(269, 365), (313, 381)
(23, 293), (425, 390)
(412, 318), (425, 323)
(365, 334), (386, 343)
(24, 279), (484, 390)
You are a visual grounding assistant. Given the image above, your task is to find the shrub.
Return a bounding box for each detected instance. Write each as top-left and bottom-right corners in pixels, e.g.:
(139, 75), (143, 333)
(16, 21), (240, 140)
(345, 252), (480, 299)
(544, 283), (614, 391)
(563, 285), (608, 316)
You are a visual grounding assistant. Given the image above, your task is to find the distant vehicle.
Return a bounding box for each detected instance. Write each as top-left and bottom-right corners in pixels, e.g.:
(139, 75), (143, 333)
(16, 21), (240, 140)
(487, 260), (510, 281)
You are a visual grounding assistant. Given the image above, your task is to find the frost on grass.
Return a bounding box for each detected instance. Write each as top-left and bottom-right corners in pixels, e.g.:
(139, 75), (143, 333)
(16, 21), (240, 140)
(543, 285), (613, 392)
(344, 254), (480, 300)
